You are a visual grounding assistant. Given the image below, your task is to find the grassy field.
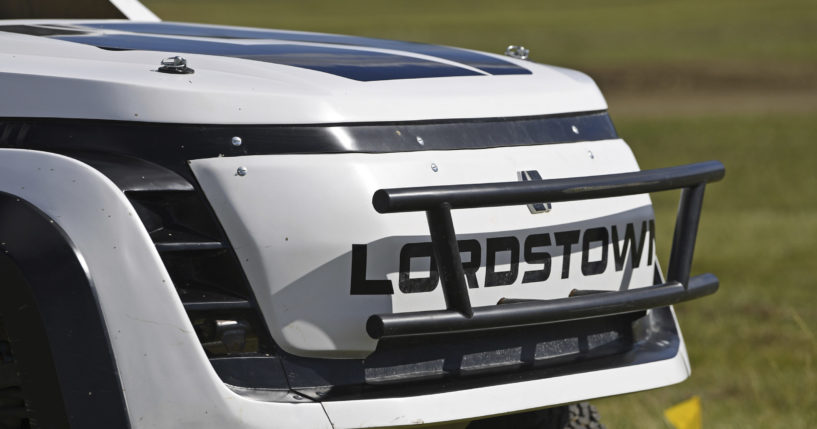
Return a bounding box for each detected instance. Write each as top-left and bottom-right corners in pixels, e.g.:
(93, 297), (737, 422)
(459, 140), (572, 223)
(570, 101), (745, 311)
(597, 114), (817, 428)
(143, 1), (817, 427)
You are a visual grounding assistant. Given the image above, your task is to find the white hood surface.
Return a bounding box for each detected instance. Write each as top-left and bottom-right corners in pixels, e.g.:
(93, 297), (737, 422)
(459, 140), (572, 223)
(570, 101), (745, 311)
(0, 20), (606, 124)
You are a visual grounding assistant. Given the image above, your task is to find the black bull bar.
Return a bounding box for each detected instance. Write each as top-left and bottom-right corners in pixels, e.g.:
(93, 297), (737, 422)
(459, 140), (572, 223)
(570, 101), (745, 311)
(366, 161), (725, 339)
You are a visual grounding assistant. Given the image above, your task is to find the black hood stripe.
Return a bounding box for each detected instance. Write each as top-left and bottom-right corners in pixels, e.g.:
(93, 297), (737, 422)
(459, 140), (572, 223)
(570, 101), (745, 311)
(2, 22), (531, 81)
(0, 24), (90, 36)
(80, 22), (532, 77)
(54, 33), (483, 81)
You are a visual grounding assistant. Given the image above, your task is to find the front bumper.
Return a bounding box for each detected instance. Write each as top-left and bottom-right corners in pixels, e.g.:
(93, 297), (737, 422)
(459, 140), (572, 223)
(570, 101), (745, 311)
(322, 307), (691, 428)
(368, 161), (724, 339)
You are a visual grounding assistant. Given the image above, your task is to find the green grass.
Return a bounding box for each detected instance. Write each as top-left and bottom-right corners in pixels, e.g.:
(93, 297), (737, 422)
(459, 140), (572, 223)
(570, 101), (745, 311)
(594, 114), (817, 428)
(139, 1), (817, 427)
(142, 0), (817, 94)
(142, 0), (817, 66)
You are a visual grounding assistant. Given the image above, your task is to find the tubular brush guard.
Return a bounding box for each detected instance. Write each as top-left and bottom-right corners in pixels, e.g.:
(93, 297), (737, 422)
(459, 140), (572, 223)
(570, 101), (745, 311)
(367, 161), (725, 339)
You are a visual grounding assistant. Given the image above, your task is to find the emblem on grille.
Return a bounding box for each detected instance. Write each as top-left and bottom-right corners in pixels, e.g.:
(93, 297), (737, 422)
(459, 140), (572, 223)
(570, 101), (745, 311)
(517, 170), (552, 213)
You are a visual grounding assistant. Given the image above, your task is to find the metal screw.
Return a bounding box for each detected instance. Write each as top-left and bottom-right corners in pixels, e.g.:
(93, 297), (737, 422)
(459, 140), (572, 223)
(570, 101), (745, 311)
(236, 166), (248, 176)
(431, 163), (438, 172)
(587, 150), (595, 159)
(231, 136), (242, 147)
(571, 125), (580, 135)
(416, 136), (425, 146)
(504, 45), (530, 60)
(161, 56), (186, 68)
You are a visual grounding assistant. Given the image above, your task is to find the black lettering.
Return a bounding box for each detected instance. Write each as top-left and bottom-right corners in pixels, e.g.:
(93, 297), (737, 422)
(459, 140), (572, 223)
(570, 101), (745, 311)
(485, 236), (519, 287)
(399, 242), (439, 293)
(554, 230), (580, 279)
(350, 244), (394, 295)
(581, 227), (609, 276)
(522, 233), (551, 283)
(458, 239), (481, 288)
(612, 222), (648, 271)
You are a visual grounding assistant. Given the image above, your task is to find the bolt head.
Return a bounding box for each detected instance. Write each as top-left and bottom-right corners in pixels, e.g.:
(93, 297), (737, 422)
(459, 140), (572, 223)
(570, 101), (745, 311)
(504, 45), (530, 60)
(231, 136), (243, 147)
(236, 166), (248, 176)
(161, 56), (187, 67)
(431, 163), (438, 172)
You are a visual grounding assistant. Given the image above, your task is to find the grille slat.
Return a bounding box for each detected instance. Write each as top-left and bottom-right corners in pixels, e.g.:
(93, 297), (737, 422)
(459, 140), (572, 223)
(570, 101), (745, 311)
(178, 288), (251, 311)
(155, 241), (227, 252)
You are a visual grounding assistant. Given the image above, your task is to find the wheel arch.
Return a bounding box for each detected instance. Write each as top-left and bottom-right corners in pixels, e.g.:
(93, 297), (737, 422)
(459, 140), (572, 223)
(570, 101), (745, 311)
(0, 191), (131, 428)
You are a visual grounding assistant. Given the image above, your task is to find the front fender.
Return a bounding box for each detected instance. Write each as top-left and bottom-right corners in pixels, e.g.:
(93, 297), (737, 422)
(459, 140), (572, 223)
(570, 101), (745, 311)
(0, 149), (331, 429)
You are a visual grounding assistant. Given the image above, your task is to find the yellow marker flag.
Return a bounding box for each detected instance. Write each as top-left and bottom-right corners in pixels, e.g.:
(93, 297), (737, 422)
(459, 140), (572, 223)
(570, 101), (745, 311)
(664, 396), (702, 429)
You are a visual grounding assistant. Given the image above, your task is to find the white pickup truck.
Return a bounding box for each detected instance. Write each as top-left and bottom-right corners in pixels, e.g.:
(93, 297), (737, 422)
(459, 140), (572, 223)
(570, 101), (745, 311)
(0, 1), (723, 428)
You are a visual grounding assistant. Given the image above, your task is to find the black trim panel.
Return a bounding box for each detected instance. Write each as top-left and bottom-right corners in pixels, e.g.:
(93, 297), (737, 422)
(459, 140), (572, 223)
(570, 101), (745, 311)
(0, 193), (131, 428)
(0, 112), (617, 182)
(70, 152), (194, 192)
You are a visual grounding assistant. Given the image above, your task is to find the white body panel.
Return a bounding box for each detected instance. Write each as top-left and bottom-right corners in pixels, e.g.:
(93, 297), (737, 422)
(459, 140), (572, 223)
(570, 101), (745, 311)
(0, 23), (605, 124)
(191, 139), (658, 357)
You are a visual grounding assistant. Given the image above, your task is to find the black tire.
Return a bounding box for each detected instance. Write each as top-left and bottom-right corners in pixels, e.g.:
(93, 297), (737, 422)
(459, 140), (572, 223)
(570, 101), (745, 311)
(0, 318), (32, 429)
(559, 403), (606, 429)
(467, 402), (606, 429)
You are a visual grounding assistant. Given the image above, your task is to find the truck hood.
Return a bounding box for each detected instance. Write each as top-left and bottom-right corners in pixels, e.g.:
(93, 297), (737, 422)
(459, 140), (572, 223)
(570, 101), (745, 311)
(0, 20), (606, 124)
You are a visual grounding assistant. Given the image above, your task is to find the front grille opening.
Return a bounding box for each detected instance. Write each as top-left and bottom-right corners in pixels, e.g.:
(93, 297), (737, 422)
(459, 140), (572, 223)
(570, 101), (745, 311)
(125, 186), (286, 387)
(160, 249), (250, 301)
